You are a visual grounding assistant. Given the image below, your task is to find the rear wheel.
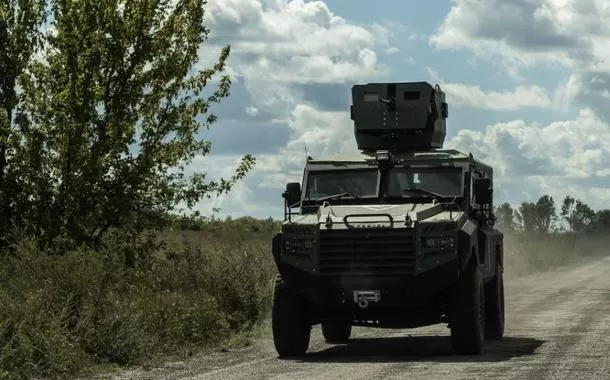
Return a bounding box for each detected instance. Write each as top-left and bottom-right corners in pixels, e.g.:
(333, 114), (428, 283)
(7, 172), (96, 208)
(449, 263), (485, 354)
(272, 275), (311, 357)
(321, 319), (352, 343)
(484, 263), (505, 340)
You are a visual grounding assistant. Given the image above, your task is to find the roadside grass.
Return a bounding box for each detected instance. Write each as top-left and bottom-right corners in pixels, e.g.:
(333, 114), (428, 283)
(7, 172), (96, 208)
(0, 218), (608, 379)
(0, 218), (279, 380)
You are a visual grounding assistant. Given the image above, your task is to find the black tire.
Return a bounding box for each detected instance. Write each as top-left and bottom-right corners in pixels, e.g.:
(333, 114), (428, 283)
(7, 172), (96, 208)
(272, 274), (311, 357)
(449, 263), (485, 355)
(321, 319), (352, 344)
(484, 263), (505, 340)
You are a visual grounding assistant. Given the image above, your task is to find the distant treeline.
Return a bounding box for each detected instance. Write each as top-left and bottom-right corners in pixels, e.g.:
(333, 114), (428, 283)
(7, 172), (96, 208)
(494, 195), (610, 234)
(163, 194), (610, 236)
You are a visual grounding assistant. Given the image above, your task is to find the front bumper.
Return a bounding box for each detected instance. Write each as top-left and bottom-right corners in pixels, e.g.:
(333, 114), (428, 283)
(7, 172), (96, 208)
(273, 225), (459, 315)
(276, 259), (458, 325)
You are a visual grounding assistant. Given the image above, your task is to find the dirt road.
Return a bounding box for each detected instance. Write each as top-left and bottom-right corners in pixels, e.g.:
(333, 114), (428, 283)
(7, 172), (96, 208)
(107, 256), (610, 379)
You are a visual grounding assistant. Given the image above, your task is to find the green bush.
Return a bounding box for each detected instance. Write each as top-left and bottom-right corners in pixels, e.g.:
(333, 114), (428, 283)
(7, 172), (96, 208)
(0, 219), (278, 379)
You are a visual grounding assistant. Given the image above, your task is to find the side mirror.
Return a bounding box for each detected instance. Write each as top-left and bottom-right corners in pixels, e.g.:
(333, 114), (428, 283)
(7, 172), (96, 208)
(282, 182), (301, 207)
(474, 178), (492, 204)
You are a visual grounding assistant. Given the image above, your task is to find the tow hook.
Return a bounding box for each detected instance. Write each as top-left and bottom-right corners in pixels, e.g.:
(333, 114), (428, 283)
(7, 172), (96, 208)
(353, 290), (381, 309)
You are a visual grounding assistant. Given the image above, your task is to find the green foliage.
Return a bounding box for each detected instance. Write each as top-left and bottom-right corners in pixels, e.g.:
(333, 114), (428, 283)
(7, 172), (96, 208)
(560, 195), (596, 232)
(494, 202), (517, 232)
(0, 0), (255, 249)
(0, 0), (48, 247)
(591, 209), (610, 233)
(1, 3), (262, 376)
(0, 219), (278, 379)
(515, 195), (558, 234)
(496, 196), (610, 235)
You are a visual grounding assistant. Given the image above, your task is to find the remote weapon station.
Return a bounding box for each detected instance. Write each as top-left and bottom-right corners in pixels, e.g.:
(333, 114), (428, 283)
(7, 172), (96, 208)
(272, 81), (505, 356)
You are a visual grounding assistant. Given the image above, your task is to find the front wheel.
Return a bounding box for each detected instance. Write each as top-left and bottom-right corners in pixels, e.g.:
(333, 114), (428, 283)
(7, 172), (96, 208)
(449, 263), (485, 355)
(484, 263), (505, 340)
(272, 275), (311, 357)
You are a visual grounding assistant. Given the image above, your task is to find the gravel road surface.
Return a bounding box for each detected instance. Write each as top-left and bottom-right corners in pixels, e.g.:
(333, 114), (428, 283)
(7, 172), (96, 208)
(104, 256), (610, 380)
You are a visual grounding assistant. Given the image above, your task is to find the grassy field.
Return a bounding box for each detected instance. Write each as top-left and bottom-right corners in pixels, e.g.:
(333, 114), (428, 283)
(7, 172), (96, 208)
(0, 217), (608, 379)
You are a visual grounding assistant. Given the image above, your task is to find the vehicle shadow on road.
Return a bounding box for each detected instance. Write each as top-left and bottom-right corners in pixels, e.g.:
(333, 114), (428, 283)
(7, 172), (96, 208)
(295, 335), (544, 363)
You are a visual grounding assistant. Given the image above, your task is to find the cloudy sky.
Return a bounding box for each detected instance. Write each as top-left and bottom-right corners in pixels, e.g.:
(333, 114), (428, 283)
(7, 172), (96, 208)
(192, 0), (610, 219)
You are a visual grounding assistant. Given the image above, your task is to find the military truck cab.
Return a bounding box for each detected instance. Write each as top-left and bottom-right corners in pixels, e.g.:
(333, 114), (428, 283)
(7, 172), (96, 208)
(271, 82), (504, 357)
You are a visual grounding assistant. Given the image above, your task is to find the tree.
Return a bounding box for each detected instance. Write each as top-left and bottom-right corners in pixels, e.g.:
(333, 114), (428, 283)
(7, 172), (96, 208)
(517, 195), (558, 234)
(494, 202), (517, 232)
(2, 0), (255, 248)
(590, 209), (610, 233)
(0, 0), (48, 243)
(560, 195), (595, 233)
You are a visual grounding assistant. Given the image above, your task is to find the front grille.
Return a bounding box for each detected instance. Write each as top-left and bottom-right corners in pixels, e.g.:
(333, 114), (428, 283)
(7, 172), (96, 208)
(318, 228), (417, 277)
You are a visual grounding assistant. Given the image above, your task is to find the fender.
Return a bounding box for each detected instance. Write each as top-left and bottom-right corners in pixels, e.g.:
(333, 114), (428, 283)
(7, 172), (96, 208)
(272, 232), (282, 268)
(458, 219), (479, 271)
(478, 227), (504, 279)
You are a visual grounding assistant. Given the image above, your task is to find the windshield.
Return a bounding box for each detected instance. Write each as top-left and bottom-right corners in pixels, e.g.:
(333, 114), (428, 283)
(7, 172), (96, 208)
(385, 167), (464, 198)
(305, 169), (379, 200)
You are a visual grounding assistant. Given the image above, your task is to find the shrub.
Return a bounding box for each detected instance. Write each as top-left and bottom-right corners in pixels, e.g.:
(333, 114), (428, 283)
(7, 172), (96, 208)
(0, 218), (278, 379)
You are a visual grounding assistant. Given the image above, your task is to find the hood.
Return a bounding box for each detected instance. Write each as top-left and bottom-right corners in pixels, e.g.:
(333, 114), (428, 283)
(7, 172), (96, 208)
(287, 202), (465, 229)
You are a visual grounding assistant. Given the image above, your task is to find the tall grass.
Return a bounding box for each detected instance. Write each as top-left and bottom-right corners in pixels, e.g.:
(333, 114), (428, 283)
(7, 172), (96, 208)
(0, 217), (608, 379)
(0, 218), (278, 379)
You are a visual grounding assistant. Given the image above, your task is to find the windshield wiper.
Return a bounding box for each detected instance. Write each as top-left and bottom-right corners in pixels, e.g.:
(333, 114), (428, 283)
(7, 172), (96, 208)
(316, 192), (361, 202)
(401, 187), (444, 199)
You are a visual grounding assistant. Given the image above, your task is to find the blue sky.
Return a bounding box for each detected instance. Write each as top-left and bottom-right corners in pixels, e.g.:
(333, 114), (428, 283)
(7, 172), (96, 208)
(191, 0), (610, 219)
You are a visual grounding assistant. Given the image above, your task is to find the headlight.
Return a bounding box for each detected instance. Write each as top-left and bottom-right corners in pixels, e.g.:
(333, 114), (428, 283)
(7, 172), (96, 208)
(422, 236), (455, 249)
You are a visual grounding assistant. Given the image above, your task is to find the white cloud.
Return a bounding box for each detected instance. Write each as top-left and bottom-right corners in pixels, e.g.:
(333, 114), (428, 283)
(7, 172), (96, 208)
(446, 108), (610, 209)
(202, 0), (393, 116)
(385, 47), (400, 54)
(430, 0), (610, 119)
(442, 83), (553, 111)
(285, 104), (355, 153)
(192, 103), (361, 218)
(204, 0), (384, 84)
(426, 66), (554, 111)
(255, 103), (358, 187)
(195, 180), (280, 219)
(189, 154), (282, 218)
(187, 0), (398, 218)
(429, 0), (606, 69)
(245, 106), (259, 116)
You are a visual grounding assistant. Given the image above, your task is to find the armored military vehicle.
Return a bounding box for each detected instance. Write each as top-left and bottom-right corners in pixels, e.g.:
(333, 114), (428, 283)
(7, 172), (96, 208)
(271, 81), (505, 357)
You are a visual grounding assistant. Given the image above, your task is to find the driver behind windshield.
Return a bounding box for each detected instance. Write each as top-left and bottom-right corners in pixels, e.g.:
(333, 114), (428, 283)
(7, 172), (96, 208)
(307, 170), (377, 199)
(315, 178), (344, 197)
(417, 172), (461, 196)
(386, 169), (462, 198)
